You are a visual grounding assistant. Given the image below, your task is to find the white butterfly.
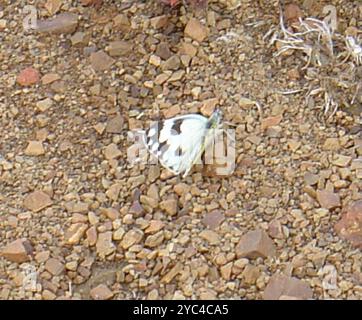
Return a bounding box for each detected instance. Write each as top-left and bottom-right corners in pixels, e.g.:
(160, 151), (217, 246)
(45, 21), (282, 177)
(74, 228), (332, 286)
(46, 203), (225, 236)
(141, 109), (223, 177)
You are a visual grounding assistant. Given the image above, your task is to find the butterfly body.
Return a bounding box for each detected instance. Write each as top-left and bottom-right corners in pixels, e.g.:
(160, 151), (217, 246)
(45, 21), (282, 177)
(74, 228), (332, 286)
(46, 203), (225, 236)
(142, 110), (222, 177)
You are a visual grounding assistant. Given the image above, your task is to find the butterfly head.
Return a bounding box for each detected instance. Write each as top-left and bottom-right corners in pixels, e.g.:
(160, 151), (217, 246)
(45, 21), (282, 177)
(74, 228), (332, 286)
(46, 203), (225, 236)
(207, 109), (222, 129)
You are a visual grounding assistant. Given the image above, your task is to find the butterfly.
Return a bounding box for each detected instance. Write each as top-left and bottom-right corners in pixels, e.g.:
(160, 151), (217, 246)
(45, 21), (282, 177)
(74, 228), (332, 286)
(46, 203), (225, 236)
(141, 109), (223, 178)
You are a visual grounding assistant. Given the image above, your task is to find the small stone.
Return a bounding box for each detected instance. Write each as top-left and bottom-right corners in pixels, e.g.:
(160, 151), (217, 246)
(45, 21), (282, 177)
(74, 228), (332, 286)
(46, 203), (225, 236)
(184, 18), (208, 42)
(242, 265), (260, 285)
(70, 32), (86, 46)
(150, 15), (168, 29)
(101, 208), (119, 221)
(17, 67), (40, 86)
(149, 55), (161, 67)
(140, 196), (158, 211)
(168, 70), (185, 82)
(238, 97), (255, 108)
(129, 201), (145, 217)
(268, 219), (284, 239)
(200, 98), (218, 116)
(335, 200), (362, 248)
(1, 239), (33, 263)
(156, 42), (172, 60)
(323, 138), (340, 151)
(36, 98), (53, 112)
(236, 229), (276, 259)
(87, 226), (98, 246)
(316, 190), (340, 209)
(23, 191), (52, 212)
(96, 232), (115, 258)
(179, 42), (197, 57)
(104, 144), (122, 160)
(112, 227), (125, 241)
(284, 3), (303, 23)
(25, 141), (45, 156)
(160, 199), (178, 216)
(145, 220), (165, 234)
(107, 40), (133, 57)
(199, 230), (220, 245)
(304, 172), (319, 185)
(106, 183), (122, 201)
(120, 229), (144, 249)
(161, 262), (182, 284)
(41, 73), (60, 85)
(90, 284), (114, 300)
(148, 166), (160, 183)
(90, 50), (115, 71)
(42, 290), (57, 300)
(202, 210), (225, 229)
(161, 55), (181, 71)
(94, 123), (106, 135)
(113, 14), (130, 29)
(45, 258), (64, 276)
(261, 115), (283, 130)
(0, 19), (7, 30)
(220, 262), (233, 280)
(164, 105), (181, 119)
(332, 155), (352, 167)
(264, 274), (313, 300)
(65, 223), (88, 244)
(36, 13), (78, 34)
(145, 231), (164, 248)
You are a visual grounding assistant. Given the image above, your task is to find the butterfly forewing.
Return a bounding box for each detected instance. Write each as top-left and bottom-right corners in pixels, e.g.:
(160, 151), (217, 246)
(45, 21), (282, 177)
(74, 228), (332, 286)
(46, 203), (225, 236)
(143, 114), (210, 175)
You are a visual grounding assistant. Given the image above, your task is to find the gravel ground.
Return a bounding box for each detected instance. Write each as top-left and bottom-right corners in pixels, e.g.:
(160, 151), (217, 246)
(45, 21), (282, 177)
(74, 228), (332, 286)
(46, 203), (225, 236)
(0, 0), (361, 300)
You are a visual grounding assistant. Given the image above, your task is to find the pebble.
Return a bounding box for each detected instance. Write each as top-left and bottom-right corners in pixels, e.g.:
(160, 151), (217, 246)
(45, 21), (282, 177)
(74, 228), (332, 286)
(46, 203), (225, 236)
(23, 190), (52, 212)
(90, 284), (114, 300)
(104, 144), (122, 160)
(236, 229), (276, 259)
(261, 115), (283, 130)
(86, 226), (98, 246)
(332, 154), (352, 167)
(36, 13), (78, 34)
(145, 231), (165, 248)
(65, 223), (88, 244)
(101, 208), (120, 221)
(184, 18), (208, 42)
(268, 219), (284, 239)
(264, 274), (313, 300)
(199, 230), (220, 245)
(201, 98), (218, 116)
(316, 190), (341, 209)
(160, 199), (178, 216)
(242, 265), (260, 285)
(107, 40), (133, 57)
(161, 55), (181, 71)
(25, 141), (45, 156)
(145, 220), (165, 234)
(17, 67), (40, 86)
(335, 200), (362, 248)
(41, 73), (60, 85)
(90, 50), (115, 71)
(120, 229), (144, 249)
(96, 232), (115, 258)
(70, 32), (87, 46)
(156, 42), (172, 60)
(323, 138), (340, 151)
(45, 258), (64, 276)
(150, 15), (168, 29)
(36, 98), (53, 112)
(0, 239), (33, 263)
(202, 210), (225, 229)
(161, 263), (182, 284)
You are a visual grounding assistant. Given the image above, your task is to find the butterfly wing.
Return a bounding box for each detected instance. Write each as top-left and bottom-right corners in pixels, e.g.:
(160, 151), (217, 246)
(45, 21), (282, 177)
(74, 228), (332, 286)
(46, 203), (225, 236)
(143, 114), (209, 176)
